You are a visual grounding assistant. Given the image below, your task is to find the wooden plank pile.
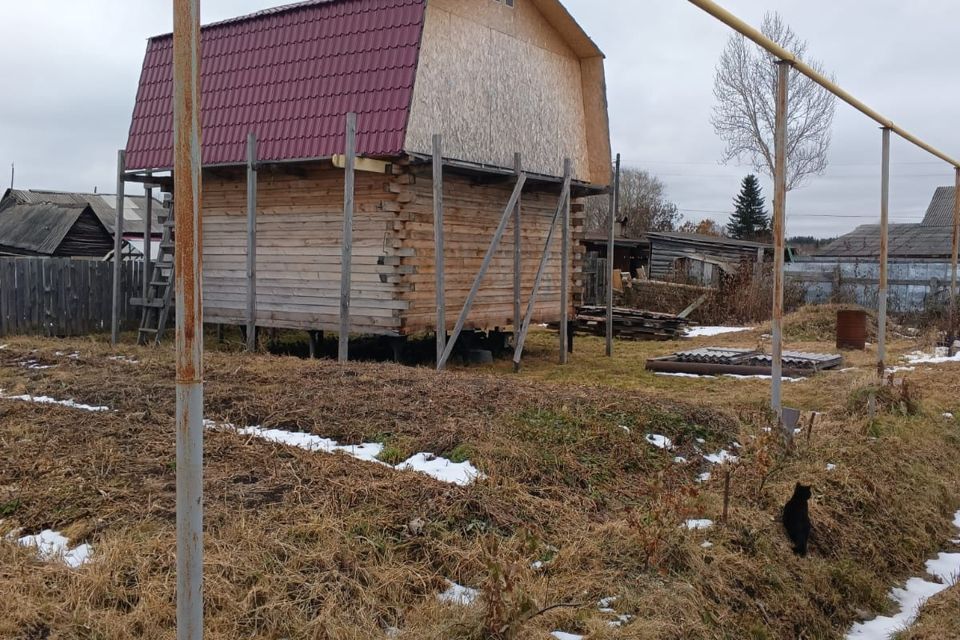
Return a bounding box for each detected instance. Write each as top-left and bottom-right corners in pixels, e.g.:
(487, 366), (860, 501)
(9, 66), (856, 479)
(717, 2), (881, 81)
(574, 306), (689, 341)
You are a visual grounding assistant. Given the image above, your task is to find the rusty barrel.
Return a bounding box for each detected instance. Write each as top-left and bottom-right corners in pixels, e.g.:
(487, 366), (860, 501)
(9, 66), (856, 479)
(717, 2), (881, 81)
(837, 309), (868, 350)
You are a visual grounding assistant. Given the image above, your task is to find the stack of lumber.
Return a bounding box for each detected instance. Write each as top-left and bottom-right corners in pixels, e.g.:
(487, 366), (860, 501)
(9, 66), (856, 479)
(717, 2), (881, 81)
(575, 306), (689, 341)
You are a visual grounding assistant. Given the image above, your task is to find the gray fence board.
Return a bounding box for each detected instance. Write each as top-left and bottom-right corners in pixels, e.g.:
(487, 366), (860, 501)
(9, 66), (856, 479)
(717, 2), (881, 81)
(0, 257), (142, 337)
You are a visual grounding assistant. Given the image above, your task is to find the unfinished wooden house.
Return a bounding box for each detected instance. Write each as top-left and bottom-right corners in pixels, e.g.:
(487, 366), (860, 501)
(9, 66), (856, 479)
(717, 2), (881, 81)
(123, 0), (610, 345)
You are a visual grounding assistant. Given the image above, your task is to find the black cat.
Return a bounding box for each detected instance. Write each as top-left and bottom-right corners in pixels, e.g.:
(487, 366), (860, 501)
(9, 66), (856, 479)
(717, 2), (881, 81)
(782, 483), (812, 557)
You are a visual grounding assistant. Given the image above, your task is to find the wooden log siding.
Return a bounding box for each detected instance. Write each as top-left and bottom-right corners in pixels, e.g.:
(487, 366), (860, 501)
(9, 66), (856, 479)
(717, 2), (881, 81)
(198, 163), (584, 337)
(394, 167), (584, 334)
(0, 257), (141, 337)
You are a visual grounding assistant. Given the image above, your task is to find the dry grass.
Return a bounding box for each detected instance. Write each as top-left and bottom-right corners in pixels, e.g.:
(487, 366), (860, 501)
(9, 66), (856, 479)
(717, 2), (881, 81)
(1, 305), (959, 639)
(897, 585), (960, 640)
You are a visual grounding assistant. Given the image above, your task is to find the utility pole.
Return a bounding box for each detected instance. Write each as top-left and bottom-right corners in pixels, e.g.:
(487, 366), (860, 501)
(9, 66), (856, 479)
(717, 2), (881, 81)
(173, 0), (204, 638)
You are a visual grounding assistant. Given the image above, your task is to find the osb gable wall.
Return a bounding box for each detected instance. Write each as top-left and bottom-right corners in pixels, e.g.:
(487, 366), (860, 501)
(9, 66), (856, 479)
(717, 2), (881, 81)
(405, 0), (603, 184)
(200, 164), (408, 336)
(393, 165), (584, 335)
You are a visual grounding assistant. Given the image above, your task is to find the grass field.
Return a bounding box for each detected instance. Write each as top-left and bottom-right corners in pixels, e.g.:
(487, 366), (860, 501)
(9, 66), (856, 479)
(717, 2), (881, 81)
(1, 306), (959, 639)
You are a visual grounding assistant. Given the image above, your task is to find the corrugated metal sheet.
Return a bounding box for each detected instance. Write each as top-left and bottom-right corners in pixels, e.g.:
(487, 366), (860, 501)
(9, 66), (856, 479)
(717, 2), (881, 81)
(1, 189), (161, 237)
(921, 186), (955, 226)
(0, 202), (86, 255)
(816, 223), (953, 259)
(125, 0), (427, 171)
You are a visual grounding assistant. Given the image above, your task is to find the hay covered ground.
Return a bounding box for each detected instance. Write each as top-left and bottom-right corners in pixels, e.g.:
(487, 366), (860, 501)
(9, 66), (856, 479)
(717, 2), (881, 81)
(1, 305), (959, 639)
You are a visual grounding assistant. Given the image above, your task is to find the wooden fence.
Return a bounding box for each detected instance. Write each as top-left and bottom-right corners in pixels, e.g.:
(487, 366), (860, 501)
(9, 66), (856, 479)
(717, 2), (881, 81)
(0, 257), (143, 337)
(582, 252), (609, 306)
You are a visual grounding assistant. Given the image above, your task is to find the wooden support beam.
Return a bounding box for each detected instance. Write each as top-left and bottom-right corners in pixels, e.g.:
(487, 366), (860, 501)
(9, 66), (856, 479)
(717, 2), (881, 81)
(951, 166), (960, 351)
(513, 171), (572, 370)
(111, 149), (126, 346)
(513, 152), (522, 353)
(771, 60), (790, 436)
(559, 159), (572, 365)
(438, 173), (528, 370)
(606, 154), (620, 357)
(339, 113), (357, 363)
(246, 132), (258, 353)
(433, 134), (446, 367)
(878, 128), (891, 372)
(143, 170), (153, 303)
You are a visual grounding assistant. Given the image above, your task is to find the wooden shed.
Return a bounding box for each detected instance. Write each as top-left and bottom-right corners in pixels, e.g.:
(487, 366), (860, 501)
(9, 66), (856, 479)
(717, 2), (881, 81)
(123, 0), (610, 346)
(0, 198), (115, 258)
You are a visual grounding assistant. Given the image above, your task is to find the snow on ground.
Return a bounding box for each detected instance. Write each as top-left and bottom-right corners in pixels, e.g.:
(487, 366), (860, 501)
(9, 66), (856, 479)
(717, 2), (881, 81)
(846, 509), (960, 639)
(826, 464), (837, 471)
(645, 434), (673, 450)
(437, 581), (480, 606)
(697, 472), (712, 483)
(551, 633), (584, 640)
(655, 372), (803, 382)
(216, 423), (485, 486)
(18, 359), (56, 370)
(0, 391), (109, 412)
(16, 529), (92, 568)
(703, 450), (739, 465)
(108, 356), (140, 365)
(683, 326), (753, 338)
(655, 372), (717, 379)
(904, 348), (960, 366)
(685, 519), (714, 530)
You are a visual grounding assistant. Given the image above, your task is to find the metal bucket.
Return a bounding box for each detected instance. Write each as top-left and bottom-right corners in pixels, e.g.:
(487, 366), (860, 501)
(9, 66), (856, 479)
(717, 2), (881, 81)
(837, 310), (868, 350)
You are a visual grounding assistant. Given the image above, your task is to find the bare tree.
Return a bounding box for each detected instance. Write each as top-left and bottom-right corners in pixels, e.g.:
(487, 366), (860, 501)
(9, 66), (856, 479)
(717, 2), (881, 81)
(711, 13), (836, 190)
(585, 167), (681, 237)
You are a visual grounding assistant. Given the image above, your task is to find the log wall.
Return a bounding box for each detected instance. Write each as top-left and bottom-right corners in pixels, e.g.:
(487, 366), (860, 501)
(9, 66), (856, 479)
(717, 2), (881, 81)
(199, 162), (583, 337)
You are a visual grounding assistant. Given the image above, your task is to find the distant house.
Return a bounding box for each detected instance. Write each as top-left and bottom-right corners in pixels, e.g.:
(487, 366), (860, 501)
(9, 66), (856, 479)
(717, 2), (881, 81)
(787, 187), (956, 310)
(0, 189), (164, 258)
(646, 232), (784, 287)
(0, 200), (114, 258)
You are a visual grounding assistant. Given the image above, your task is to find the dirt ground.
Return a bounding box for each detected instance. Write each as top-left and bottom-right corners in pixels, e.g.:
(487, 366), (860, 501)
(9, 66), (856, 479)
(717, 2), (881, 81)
(1, 306), (959, 639)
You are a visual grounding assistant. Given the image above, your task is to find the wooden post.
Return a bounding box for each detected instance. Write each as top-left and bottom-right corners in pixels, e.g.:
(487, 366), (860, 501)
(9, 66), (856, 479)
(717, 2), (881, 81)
(513, 172), (572, 369)
(877, 128), (891, 372)
(438, 174), (527, 370)
(339, 113), (357, 363)
(513, 152), (523, 356)
(606, 154), (620, 357)
(246, 132), (258, 353)
(143, 170), (153, 302)
(433, 134), (446, 366)
(111, 149), (126, 346)
(771, 60), (790, 435)
(559, 159), (572, 365)
(951, 167), (960, 350)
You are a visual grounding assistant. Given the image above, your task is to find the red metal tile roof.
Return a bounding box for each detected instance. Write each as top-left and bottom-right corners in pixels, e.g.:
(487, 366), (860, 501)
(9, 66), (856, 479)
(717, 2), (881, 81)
(125, 0), (426, 171)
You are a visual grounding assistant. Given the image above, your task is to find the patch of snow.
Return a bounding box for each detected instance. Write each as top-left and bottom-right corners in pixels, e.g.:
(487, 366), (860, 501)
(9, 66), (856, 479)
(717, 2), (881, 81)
(235, 425), (385, 462)
(54, 351), (80, 359)
(551, 633), (584, 640)
(0, 344), (8, 350)
(437, 580), (480, 606)
(19, 359), (56, 370)
(618, 425), (631, 433)
(703, 450), (739, 465)
(674, 456), (688, 464)
(846, 509), (960, 639)
(645, 434), (673, 450)
(597, 596), (617, 609)
(723, 374), (804, 383)
(17, 530), (92, 568)
(0, 391), (109, 412)
(531, 560), (545, 570)
(683, 326), (752, 338)
(609, 614), (633, 628)
(903, 349), (960, 366)
(826, 464), (837, 471)
(397, 453), (485, 487)
(697, 472), (712, 483)
(701, 541), (714, 549)
(685, 519), (714, 531)
(886, 366), (916, 374)
(944, 413), (955, 419)
(108, 356), (139, 365)
(655, 372), (717, 379)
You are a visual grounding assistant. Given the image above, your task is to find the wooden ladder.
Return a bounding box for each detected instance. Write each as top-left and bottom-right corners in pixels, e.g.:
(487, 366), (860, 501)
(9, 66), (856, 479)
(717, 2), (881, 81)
(132, 202), (175, 345)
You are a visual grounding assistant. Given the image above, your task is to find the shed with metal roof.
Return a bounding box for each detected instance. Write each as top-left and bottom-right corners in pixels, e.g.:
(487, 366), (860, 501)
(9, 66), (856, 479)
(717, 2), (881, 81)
(0, 201), (115, 258)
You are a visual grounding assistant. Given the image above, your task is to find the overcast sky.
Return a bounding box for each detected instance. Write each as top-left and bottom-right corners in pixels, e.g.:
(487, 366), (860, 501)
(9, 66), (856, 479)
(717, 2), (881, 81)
(1, 0), (957, 238)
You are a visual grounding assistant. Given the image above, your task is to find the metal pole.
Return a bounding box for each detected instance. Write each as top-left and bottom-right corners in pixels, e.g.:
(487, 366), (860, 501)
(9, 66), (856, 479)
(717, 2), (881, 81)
(877, 128), (891, 372)
(951, 167), (960, 349)
(433, 134), (446, 366)
(9, 163), (13, 190)
(559, 158), (571, 365)
(513, 152), (522, 367)
(112, 150), (126, 346)
(246, 133), (258, 353)
(144, 171), (153, 303)
(173, 0), (204, 637)
(771, 61), (790, 433)
(339, 113), (357, 363)
(606, 154), (620, 357)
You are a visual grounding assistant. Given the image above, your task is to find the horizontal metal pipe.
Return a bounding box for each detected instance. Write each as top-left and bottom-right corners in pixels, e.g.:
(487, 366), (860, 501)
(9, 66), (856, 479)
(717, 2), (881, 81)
(687, 0), (960, 168)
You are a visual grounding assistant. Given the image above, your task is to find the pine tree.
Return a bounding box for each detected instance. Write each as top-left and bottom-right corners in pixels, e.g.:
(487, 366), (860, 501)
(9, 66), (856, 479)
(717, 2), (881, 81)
(726, 175), (770, 240)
